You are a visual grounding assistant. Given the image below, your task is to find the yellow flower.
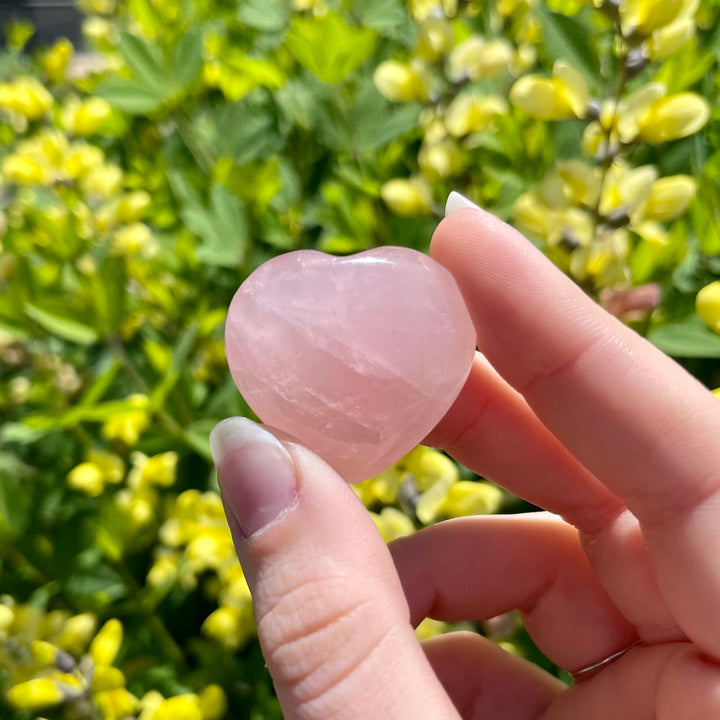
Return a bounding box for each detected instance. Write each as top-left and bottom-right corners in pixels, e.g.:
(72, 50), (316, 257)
(94, 688), (138, 720)
(202, 605), (254, 650)
(101, 394), (151, 445)
(696, 281), (720, 333)
(63, 97), (112, 136)
(147, 555), (179, 587)
(646, 17), (695, 59)
(128, 451), (178, 489)
(7, 678), (65, 710)
(42, 39), (74, 84)
(415, 617), (450, 640)
(556, 160), (602, 207)
(198, 686), (227, 720)
(65, 142), (105, 178)
(636, 92), (710, 144)
(643, 175), (696, 222)
(444, 94), (508, 137)
(370, 507), (415, 542)
(0, 603), (13, 636)
(415, 478), (454, 524)
(448, 36), (513, 81)
(373, 60), (433, 102)
(89, 618), (123, 667)
(30, 640), (62, 666)
(0, 77), (54, 121)
(381, 177), (433, 216)
(440, 480), (503, 517)
(92, 665), (126, 692)
(153, 695), (203, 720)
(416, 16), (454, 60)
(403, 445), (458, 491)
(510, 61), (589, 120)
(712, 388), (720, 400)
(66, 451), (123, 496)
(619, 0), (697, 36)
(55, 613), (97, 656)
(112, 223), (155, 256)
(599, 161), (658, 221)
(80, 163), (123, 199)
(2, 155), (47, 184)
(186, 527), (235, 573)
(409, 0), (456, 19)
(116, 191), (152, 223)
(67, 462), (105, 496)
(418, 138), (463, 179)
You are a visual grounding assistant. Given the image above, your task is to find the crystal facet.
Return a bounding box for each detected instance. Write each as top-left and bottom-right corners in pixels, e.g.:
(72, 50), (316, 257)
(225, 247), (476, 483)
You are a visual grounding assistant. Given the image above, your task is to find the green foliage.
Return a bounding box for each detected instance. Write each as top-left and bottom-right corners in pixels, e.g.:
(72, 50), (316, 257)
(1, 0), (719, 718)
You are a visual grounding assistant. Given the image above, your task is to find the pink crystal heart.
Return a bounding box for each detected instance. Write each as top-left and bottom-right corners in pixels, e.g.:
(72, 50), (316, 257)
(225, 247), (476, 483)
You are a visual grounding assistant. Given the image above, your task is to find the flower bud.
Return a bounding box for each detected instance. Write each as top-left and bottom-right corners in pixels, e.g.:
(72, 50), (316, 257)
(89, 618), (123, 667)
(510, 61), (588, 120)
(380, 177), (433, 216)
(696, 281), (720, 333)
(448, 36), (513, 81)
(646, 17), (695, 59)
(644, 175), (696, 221)
(416, 16), (454, 60)
(637, 92), (710, 143)
(7, 679), (64, 710)
(373, 60), (432, 102)
(444, 94), (508, 137)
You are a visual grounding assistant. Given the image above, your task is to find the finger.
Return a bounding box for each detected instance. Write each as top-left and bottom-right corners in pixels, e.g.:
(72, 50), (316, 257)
(432, 207), (720, 525)
(210, 417), (459, 720)
(424, 354), (680, 640)
(390, 513), (638, 672)
(423, 632), (564, 719)
(425, 352), (623, 534)
(432, 207), (720, 654)
(541, 642), (720, 720)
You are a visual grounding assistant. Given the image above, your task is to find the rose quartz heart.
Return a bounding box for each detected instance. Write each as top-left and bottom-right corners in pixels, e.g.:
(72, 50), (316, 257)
(225, 247), (475, 483)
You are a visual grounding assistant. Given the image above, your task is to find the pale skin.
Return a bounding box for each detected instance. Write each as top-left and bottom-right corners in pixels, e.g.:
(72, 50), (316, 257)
(216, 207), (720, 719)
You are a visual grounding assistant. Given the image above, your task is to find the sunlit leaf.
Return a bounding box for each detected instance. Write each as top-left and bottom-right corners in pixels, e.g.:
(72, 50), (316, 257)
(24, 304), (100, 345)
(285, 12), (378, 83)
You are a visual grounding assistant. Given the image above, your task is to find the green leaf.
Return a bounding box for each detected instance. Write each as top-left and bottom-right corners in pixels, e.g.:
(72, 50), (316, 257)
(95, 78), (165, 114)
(648, 315), (720, 358)
(170, 27), (204, 91)
(183, 185), (248, 267)
(92, 256), (127, 333)
(537, 6), (599, 85)
(183, 419), (217, 461)
(118, 30), (165, 92)
(168, 168), (203, 208)
(64, 562), (128, 610)
(352, 0), (413, 42)
(0, 453), (34, 540)
(276, 77), (321, 130)
(353, 82), (421, 151)
(285, 12), (378, 83)
(24, 304), (100, 345)
(150, 322), (198, 407)
(237, 0), (291, 32)
(77, 357), (122, 407)
(214, 102), (281, 164)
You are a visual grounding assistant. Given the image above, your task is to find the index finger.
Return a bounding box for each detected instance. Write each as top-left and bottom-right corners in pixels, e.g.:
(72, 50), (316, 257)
(430, 204), (720, 653)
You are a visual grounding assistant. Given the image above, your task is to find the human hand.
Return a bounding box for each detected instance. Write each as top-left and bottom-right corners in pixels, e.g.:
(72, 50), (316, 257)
(210, 199), (720, 719)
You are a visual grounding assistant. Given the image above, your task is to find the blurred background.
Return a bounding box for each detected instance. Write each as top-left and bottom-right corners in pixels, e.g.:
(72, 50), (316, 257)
(1, 0), (719, 718)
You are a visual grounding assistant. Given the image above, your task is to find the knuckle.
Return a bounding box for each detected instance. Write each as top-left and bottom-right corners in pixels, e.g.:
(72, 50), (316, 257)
(255, 571), (393, 710)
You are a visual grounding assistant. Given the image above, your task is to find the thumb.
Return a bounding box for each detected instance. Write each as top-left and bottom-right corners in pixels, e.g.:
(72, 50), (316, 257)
(210, 417), (458, 720)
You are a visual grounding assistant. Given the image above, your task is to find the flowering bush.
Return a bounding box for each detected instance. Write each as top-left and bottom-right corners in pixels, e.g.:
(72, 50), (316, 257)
(1, 0), (719, 717)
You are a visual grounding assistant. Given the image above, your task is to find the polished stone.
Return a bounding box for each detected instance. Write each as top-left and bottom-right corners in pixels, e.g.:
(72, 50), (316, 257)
(226, 247), (475, 482)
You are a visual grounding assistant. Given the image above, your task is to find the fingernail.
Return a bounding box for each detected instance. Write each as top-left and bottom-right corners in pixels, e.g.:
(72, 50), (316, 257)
(210, 417), (298, 539)
(445, 191), (482, 216)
